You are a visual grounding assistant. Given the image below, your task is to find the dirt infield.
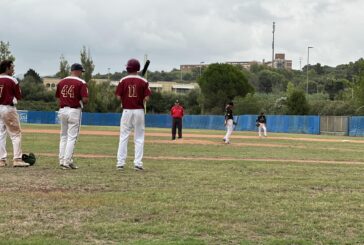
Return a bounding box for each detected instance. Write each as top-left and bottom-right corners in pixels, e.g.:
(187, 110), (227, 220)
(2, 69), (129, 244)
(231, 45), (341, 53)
(22, 128), (364, 143)
(22, 128), (364, 165)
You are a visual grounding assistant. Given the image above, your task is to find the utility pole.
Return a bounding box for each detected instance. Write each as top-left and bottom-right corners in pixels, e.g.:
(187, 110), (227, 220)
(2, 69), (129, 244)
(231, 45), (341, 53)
(272, 21), (275, 68)
(299, 57), (302, 70)
(306, 46), (313, 94)
(107, 68), (110, 82)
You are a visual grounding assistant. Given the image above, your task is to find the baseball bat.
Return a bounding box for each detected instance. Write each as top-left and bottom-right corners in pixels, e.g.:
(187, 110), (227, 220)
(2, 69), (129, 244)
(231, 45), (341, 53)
(141, 60), (150, 113)
(141, 60), (150, 77)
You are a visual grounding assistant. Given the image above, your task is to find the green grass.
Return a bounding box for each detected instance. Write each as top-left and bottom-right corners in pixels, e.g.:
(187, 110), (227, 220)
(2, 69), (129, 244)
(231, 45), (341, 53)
(0, 124), (363, 244)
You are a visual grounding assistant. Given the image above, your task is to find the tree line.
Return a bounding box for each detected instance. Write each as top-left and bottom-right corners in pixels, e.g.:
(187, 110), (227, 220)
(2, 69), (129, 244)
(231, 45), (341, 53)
(2, 40), (364, 115)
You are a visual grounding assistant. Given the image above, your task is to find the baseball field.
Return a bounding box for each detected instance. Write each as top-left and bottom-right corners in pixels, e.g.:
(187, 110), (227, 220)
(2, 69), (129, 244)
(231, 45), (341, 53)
(1, 124), (364, 244)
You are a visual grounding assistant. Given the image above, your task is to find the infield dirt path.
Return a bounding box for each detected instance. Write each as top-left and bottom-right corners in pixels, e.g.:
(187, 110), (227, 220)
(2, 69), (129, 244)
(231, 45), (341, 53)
(22, 128), (364, 144)
(23, 128), (364, 165)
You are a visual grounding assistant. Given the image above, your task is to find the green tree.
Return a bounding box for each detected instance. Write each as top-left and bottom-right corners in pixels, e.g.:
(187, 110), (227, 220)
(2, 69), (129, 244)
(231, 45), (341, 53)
(183, 89), (201, 114)
(80, 46), (95, 83)
(286, 90), (309, 115)
(20, 69), (54, 103)
(198, 63), (254, 113)
(56, 54), (70, 78)
(0, 41), (15, 61)
(353, 74), (364, 110)
(147, 92), (179, 113)
(83, 81), (120, 113)
(234, 93), (262, 114)
(147, 91), (165, 113)
(257, 70), (286, 93)
(323, 77), (346, 100)
(286, 81), (295, 95)
(313, 63), (324, 75)
(24, 69), (43, 84)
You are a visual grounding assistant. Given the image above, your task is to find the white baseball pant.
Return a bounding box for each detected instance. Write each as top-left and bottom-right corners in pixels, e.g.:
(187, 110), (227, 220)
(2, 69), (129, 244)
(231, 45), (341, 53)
(224, 119), (234, 143)
(258, 123), (267, 137)
(0, 105), (22, 160)
(58, 107), (81, 165)
(117, 109), (145, 167)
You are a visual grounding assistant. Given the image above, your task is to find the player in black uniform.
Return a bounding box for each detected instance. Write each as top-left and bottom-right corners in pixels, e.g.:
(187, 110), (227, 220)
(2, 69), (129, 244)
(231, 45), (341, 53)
(256, 112), (267, 137)
(223, 102), (235, 144)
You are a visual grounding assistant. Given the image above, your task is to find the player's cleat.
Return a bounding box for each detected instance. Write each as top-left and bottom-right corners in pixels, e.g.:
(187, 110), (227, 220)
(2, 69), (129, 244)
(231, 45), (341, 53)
(116, 166), (124, 171)
(0, 160), (7, 167)
(222, 138), (226, 142)
(134, 166), (144, 171)
(13, 159), (30, 167)
(60, 163), (71, 170)
(68, 163), (79, 169)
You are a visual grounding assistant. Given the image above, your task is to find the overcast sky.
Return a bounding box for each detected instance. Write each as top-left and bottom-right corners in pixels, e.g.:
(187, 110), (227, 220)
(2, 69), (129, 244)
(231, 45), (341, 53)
(2, 0), (364, 76)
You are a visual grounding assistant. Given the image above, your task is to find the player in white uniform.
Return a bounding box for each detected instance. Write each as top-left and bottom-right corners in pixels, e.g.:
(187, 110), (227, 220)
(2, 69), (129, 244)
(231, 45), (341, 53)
(55, 63), (89, 169)
(115, 59), (151, 171)
(0, 60), (29, 167)
(223, 102), (235, 144)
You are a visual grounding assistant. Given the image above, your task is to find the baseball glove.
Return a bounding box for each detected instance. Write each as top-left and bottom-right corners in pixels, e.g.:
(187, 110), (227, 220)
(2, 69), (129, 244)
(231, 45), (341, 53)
(256, 122), (260, 127)
(22, 153), (36, 166)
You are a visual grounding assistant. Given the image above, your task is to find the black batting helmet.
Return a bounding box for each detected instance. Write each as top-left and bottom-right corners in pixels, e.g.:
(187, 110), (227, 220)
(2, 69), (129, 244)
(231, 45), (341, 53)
(126, 59), (140, 73)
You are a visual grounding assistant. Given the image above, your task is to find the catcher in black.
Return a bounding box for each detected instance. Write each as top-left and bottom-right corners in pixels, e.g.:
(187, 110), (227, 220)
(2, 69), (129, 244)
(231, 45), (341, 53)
(256, 112), (267, 137)
(223, 102), (235, 144)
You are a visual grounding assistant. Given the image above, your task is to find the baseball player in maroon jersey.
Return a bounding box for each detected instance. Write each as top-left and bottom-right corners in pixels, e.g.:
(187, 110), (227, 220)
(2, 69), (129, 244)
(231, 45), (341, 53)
(0, 60), (29, 167)
(170, 99), (184, 140)
(115, 58), (151, 171)
(55, 63), (89, 169)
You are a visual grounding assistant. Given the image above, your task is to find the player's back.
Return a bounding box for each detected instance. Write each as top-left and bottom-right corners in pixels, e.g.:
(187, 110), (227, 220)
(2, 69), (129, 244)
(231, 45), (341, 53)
(56, 76), (87, 108)
(116, 75), (150, 110)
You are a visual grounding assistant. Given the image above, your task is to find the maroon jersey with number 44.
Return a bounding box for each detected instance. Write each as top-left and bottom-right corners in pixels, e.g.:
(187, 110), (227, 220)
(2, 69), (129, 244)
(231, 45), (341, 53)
(55, 76), (88, 108)
(115, 75), (151, 109)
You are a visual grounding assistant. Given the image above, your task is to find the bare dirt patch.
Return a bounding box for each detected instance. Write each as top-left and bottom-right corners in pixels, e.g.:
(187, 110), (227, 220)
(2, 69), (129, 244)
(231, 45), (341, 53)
(22, 128), (364, 165)
(23, 128), (364, 144)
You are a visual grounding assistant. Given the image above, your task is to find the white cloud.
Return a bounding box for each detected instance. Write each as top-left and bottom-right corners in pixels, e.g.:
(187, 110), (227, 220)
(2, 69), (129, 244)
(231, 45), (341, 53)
(1, 0), (363, 75)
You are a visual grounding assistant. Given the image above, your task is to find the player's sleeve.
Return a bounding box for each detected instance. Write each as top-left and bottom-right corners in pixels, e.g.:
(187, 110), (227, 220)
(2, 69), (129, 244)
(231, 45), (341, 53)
(14, 83), (22, 100)
(144, 82), (152, 97)
(80, 83), (89, 98)
(55, 83), (60, 98)
(115, 81), (123, 97)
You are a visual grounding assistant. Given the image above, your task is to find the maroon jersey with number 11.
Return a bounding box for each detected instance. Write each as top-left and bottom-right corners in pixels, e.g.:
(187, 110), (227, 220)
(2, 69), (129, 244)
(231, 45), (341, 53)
(55, 76), (88, 108)
(115, 75), (151, 109)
